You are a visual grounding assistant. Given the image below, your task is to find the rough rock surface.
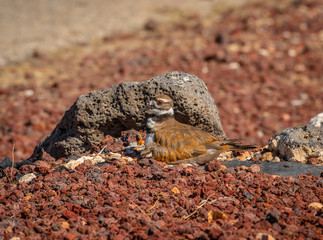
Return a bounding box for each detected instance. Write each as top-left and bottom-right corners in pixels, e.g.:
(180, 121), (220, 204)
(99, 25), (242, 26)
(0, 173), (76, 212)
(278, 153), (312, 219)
(308, 112), (323, 128)
(268, 124), (323, 164)
(29, 71), (226, 160)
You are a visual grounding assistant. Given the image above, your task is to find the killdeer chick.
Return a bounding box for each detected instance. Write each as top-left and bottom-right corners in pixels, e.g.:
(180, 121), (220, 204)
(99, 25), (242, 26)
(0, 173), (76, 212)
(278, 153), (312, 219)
(141, 94), (257, 166)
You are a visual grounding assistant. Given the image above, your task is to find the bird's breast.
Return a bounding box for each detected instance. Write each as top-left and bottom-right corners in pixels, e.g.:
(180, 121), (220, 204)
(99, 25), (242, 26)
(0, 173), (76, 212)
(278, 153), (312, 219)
(146, 117), (155, 129)
(145, 132), (155, 145)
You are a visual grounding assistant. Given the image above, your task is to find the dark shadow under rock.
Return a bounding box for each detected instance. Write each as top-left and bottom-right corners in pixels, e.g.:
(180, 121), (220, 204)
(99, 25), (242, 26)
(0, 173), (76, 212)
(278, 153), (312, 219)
(222, 160), (323, 178)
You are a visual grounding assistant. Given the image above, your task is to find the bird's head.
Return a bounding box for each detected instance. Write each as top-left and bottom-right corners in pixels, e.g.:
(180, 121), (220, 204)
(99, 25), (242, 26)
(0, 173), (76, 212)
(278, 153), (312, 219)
(143, 94), (174, 116)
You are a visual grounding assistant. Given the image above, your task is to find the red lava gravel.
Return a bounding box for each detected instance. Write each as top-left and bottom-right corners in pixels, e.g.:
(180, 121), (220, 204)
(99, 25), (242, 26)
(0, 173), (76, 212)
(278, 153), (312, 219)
(0, 150), (322, 239)
(0, 0), (323, 239)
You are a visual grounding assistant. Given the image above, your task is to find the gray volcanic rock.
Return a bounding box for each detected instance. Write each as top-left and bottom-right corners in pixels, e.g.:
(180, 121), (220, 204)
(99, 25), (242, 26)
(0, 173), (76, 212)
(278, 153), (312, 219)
(308, 112), (323, 128)
(268, 123), (323, 164)
(29, 71), (226, 160)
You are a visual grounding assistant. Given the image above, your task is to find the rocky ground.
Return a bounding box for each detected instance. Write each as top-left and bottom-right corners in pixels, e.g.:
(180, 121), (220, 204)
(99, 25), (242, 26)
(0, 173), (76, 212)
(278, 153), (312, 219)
(0, 0), (322, 239)
(0, 144), (322, 239)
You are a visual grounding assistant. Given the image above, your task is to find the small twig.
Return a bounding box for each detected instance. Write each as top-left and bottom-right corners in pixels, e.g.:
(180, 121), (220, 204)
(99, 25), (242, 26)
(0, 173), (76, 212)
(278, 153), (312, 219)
(98, 144), (107, 154)
(182, 192), (216, 220)
(131, 200), (150, 218)
(2, 141), (16, 184)
(7, 141), (16, 183)
(147, 194), (162, 212)
(131, 193), (163, 218)
(11, 141), (15, 177)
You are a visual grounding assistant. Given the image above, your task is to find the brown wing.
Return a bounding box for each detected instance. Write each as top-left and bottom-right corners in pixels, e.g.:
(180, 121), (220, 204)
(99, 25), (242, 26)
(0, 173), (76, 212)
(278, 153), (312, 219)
(154, 119), (217, 162)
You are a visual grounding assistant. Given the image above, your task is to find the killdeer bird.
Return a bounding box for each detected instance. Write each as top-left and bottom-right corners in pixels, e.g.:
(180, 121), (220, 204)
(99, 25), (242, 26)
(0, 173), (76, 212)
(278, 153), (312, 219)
(141, 94), (257, 166)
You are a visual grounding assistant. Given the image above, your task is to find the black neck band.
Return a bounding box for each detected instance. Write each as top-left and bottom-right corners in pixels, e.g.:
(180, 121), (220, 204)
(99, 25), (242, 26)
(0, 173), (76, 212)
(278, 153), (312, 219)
(152, 113), (174, 122)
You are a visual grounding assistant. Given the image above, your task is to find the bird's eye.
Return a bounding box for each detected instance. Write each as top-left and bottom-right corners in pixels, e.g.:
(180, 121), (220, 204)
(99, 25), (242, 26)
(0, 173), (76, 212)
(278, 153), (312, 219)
(156, 100), (163, 105)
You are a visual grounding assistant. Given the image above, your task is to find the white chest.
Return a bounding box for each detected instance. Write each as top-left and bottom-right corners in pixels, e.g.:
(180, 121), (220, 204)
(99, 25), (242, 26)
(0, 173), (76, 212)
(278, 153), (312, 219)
(146, 117), (155, 129)
(145, 132), (155, 145)
(145, 117), (156, 145)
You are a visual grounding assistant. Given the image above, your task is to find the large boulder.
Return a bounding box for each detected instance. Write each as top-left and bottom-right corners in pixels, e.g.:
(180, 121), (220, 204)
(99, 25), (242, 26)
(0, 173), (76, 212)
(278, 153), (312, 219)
(268, 113), (323, 165)
(29, 71), (226, 160)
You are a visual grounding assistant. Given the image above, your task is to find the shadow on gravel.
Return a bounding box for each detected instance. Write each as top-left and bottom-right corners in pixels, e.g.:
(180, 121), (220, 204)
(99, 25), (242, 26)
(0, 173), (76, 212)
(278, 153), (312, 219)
(222, 160), (323, 178)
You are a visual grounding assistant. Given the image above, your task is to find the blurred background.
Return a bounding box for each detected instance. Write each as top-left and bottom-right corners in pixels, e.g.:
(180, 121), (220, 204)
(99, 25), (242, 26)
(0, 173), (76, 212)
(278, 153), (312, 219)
(0, 0), (322, 160)
(0, 0), (247, 67)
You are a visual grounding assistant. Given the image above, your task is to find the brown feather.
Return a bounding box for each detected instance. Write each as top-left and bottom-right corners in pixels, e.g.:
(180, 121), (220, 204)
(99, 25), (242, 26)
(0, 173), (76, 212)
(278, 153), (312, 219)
(144, 95), (257, 164)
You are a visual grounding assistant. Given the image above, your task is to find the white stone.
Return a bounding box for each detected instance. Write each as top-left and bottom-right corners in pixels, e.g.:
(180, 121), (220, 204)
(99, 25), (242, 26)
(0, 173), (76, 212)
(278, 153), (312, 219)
(122, 157), (133, 162)
(228, 62), (240, 70)
(19, 173), (36, 183)
(109, 153), (122, 160)
(64, 155), (105, 170)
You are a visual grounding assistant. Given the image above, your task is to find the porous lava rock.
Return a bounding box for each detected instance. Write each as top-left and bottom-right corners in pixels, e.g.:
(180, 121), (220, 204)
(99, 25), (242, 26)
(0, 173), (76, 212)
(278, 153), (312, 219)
(268, 122), (323, 164)
(308, 112), (323, 128)
(29, 71), (226, 160)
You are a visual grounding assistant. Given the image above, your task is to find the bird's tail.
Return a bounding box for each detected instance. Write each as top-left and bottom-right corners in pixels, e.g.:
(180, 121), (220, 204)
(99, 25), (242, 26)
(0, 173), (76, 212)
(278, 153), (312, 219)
(207, 138), (257, 151)
(215, 138), (257, 151)
(168, 139), (257, 166)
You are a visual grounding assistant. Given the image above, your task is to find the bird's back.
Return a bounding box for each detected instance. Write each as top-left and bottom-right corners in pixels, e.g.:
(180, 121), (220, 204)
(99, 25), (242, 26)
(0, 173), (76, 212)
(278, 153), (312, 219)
(153, 118), (217, 163)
